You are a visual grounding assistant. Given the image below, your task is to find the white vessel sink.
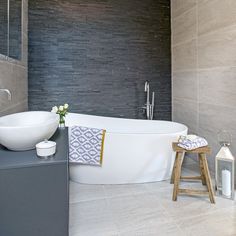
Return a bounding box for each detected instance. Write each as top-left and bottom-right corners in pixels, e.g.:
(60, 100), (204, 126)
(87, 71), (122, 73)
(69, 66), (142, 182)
(0, 111), (59, 151)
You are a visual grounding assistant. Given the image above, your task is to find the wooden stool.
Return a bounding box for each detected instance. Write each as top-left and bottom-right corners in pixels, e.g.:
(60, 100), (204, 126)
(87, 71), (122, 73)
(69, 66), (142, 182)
(171, 143), (215, 204)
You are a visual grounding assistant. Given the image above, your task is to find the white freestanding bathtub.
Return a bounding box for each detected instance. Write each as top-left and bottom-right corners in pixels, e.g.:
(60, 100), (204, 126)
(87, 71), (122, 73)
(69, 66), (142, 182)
(66, 113), (188, 184)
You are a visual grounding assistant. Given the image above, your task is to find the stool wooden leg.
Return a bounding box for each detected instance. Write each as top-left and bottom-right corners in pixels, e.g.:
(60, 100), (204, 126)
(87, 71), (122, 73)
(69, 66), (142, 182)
(170, 153), (178, 184)
(198, 154), (206, 185)
(172, 152), (184, 201)
(200, 153), (215, 204)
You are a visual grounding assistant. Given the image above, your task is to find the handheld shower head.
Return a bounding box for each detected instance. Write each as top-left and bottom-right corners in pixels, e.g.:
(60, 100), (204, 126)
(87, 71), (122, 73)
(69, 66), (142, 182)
(144, 81), (149, 92)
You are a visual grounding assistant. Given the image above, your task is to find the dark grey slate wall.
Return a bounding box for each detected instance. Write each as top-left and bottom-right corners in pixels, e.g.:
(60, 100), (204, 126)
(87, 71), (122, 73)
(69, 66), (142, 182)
(0, 0), (8, 56)
(28, 0), (171, 120)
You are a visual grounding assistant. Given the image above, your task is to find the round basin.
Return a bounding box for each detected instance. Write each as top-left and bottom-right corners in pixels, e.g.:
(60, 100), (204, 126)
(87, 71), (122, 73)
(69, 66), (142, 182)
(0, 111), (59, 151)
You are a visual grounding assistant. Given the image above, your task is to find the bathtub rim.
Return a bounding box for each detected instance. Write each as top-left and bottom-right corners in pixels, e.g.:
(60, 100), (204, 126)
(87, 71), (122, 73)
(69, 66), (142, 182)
(66, 112), (188, 135)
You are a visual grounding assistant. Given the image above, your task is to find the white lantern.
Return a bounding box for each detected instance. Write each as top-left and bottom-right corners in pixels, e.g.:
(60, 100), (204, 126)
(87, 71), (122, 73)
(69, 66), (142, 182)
(215, 131), (235, 200)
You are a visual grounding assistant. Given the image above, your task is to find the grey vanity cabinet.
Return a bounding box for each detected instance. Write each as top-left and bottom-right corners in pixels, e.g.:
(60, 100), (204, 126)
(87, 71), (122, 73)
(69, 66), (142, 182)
(0, 129), (69, 236)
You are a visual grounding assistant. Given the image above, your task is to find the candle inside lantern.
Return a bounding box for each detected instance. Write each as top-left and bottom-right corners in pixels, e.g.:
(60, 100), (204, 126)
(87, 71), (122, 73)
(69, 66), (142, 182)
(222, 169), (231, 197)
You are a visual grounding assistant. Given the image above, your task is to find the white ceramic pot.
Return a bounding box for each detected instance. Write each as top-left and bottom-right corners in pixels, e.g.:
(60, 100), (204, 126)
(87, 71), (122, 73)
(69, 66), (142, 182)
(36, 140), (56, 158)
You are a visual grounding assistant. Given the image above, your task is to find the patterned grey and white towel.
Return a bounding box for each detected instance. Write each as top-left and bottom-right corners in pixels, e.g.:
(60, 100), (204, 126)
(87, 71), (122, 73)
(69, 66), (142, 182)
(177, 135), (208, 150)
(69, 126), (106, 166)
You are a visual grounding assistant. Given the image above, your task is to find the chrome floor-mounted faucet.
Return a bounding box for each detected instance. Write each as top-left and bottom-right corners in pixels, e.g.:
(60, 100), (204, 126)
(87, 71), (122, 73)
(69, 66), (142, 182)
(0, 89), (12, 101)
(143, 81), (155, 120)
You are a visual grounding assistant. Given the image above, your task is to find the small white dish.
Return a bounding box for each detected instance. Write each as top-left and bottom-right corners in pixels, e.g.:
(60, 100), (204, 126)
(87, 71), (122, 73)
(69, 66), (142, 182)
(36, 140), (56, 159)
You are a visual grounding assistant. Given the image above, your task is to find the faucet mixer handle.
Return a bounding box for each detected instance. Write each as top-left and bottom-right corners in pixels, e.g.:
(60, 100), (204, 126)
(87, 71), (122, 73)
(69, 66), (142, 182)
(139, 106), (147, 114)
(0, 89), (12, 101)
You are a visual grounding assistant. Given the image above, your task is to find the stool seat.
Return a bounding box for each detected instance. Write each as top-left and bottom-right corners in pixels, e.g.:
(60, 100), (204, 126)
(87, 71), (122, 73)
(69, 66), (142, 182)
(171, 142), (215, 204)
(172, 143), (211, 154)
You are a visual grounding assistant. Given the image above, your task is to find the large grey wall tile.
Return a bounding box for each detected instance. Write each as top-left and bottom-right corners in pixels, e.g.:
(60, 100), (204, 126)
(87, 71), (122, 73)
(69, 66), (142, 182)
(0, 61), (27, 112)
(199, 103), (236, 136)
(198, 26), (236, 68)
(172, 7), (197, 45)
(13, 65), (28, 104)
(198, 104), (236, 173)
(198, 127), (222, 171)
(0, 61), (13, 89)
(172, 0), (236, 175)
(0, 100), (28, 116)
(172, 98), (198, 133)
(0, 0), (28, 116)
(198, 67), (236, 107)
(199, 102), (236, 173)
(22, 0), (28, 35)
(172, 39), (197, 71)
(198, 0), (236, 36)
(172, 70), (197, 101)
(199, 103), (236, 173)
(171, 0), (196, 18)
(28, 0), (171, 120)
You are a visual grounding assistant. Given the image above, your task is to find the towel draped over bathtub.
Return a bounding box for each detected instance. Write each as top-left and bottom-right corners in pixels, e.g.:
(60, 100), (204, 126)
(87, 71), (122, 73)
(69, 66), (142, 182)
(69, 126), (106, 166)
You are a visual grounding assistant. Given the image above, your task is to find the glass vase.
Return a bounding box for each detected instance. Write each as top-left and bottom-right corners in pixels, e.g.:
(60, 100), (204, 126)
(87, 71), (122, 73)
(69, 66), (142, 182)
(59, 115), (65, 129)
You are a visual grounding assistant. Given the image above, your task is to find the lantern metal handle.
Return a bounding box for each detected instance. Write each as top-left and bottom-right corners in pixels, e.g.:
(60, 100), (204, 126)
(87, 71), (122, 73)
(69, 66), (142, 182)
(217, 130), (232, 147)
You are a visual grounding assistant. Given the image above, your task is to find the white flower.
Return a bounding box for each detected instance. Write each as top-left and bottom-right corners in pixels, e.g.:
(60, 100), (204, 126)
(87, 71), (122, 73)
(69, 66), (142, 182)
(51, 106), (58, 113)
(59, 105), (64, 111)
(64, 103), (69, 109)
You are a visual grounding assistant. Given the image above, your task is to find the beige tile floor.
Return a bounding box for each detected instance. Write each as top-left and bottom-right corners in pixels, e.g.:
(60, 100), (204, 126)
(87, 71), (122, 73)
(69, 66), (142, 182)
(69, 162), (236, 236)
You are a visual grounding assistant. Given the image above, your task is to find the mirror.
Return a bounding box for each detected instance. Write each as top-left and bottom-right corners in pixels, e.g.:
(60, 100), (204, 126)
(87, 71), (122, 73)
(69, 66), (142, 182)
(0, 0), (22, 60)
(9, 0), (22, 60)
(0, 0), (8, 56)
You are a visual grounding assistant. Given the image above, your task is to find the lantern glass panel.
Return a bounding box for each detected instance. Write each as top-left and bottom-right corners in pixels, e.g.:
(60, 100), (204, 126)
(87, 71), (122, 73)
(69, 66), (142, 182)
(216, 159), (233, 196)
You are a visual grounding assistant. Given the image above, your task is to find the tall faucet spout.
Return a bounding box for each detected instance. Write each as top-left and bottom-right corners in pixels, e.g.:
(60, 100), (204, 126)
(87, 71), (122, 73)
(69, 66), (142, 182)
(142, 81), (155, 120)
(150, 92), (155, 120)
(144, 81), (150, 119)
